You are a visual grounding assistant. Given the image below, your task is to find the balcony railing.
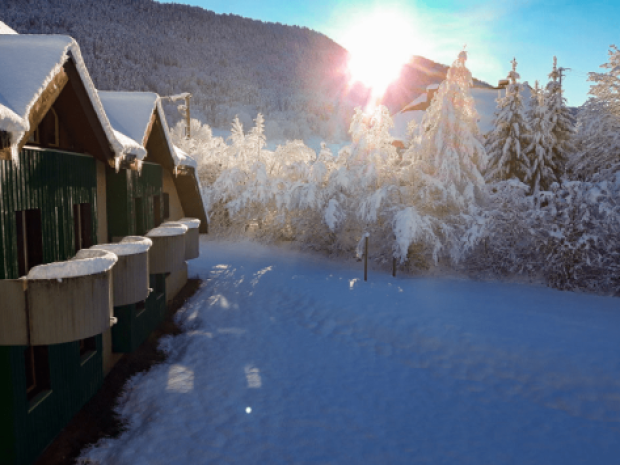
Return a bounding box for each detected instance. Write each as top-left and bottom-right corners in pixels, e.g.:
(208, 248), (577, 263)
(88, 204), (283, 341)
(91, 236), (152, 307)
(146, 223), (188, 274)
(164, 218), (200, 260)
(0, 250), (117, 346)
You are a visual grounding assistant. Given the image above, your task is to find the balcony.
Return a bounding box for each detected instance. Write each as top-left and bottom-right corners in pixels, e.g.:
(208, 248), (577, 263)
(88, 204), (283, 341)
(91, 236), (152, 307)
(164, 218), (200, 260)
(146, 223), (188, 274)
(0, 249), (117, 346)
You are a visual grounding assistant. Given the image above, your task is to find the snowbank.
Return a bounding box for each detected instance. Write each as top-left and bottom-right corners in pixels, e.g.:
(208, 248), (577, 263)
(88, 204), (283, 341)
(0, 34), (132, 161)
(27, 249), (117, 279)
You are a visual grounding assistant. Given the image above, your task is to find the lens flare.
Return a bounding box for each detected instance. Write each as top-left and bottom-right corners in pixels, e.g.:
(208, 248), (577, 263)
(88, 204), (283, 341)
(341, 10), (421, 97)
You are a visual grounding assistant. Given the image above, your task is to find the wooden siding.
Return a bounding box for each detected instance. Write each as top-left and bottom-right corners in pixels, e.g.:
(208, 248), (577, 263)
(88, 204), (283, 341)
(0, 337), (103, 465)
(106, 162), (163, 241)
(148, 233), (186, 274)
(0, 148), (101, 465)
(112, 274), (166, 353)
(0, 149), (98, 280)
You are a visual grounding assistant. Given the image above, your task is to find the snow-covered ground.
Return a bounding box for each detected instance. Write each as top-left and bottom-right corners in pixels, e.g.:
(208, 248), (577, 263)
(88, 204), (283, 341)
(81, 239), (620, 464)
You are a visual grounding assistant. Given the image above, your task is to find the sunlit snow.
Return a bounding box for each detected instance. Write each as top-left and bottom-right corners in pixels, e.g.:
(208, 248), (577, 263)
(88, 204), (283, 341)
(80, 239), (620, 464)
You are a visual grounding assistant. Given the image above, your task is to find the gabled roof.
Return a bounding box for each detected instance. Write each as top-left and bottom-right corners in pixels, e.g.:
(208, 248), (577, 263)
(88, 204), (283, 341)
(99, 91), (193, 168)
(98, 91), (207, 231)
(0, 34), (139, 161)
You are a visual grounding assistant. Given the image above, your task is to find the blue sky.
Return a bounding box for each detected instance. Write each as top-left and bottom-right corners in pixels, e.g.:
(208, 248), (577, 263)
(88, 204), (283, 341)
(169, 0), (619, 106)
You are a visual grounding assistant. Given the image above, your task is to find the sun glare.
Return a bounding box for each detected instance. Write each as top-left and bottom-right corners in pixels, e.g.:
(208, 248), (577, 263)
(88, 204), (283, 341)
(342, 10), (421, 98)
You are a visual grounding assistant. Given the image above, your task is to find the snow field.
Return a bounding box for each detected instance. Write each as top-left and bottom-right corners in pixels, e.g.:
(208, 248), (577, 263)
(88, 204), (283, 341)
(80, 239), (620, 464)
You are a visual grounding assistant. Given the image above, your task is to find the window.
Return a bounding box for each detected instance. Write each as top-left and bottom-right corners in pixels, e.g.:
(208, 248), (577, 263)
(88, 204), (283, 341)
(153, 195), (161, 227)
(135, 300), (146, 317)
(27, 107), (58, 147)
(0, 130), (10, 149)
(16, 209), (44, 277)
(79, 336), (97, 364)
(73, 203), (93, 253)
(163, 193), (170, 220)
(24, 346), (51, 402)
(135, 197), (145, 235)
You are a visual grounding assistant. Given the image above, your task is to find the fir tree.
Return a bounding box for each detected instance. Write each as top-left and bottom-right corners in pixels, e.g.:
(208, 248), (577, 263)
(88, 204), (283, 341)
(544, 56), (575, 180)
(485, 58), (532, 183)
(407, 49), (487, 213)
(570, 45), (620, 181)
(525, 81), (556, 194)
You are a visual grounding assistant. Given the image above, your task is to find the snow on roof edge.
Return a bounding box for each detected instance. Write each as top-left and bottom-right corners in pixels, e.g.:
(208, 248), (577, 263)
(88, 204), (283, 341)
(154, 98), (181, 167)
(0, 34), (134, 163)
(0, 21), (18, 35)
(173, 144), (198, 169)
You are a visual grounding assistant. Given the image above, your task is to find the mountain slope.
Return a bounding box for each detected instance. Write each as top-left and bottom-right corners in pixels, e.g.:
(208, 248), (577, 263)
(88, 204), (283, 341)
(2, 0), (492, 141)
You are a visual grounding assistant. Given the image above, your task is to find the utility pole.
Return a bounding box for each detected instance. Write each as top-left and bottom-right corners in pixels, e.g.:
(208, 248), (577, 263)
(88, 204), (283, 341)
(161, 93), (192, 139)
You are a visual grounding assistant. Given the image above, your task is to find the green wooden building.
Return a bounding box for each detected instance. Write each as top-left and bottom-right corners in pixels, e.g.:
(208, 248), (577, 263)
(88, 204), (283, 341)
(0, 35), (206, 465)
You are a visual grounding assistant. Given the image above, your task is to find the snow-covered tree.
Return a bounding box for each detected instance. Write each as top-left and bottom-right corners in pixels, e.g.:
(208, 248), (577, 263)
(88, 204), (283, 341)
(525, 80), (555, 194)
(485, 58), (532, 184)
(544, 56), (575, 180)
(404, 49), (487, 215)
(570, 45), (620, 181)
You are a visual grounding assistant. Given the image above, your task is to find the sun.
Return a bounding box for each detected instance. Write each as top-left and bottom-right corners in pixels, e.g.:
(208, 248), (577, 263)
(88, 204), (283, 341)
(341, 10), (422, 98)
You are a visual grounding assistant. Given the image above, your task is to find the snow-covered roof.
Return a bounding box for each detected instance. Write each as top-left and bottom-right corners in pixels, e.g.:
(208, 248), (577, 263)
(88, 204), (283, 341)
(471, 87), (504, 135)
(0, 21), (17, 35)
(390, 110), (425, 143)
(0, 34), (132, 161)
(391, 84), (536, 141)
(99, 91), (182, 166)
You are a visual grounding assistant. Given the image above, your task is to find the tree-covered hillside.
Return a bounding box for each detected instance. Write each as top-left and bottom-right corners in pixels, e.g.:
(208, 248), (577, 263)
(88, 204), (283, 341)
(1, 0), (490, 141)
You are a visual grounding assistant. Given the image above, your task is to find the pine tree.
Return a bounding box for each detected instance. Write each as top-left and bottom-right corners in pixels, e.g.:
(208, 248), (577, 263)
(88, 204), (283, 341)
(407, 49), (487, 213)
(525, 81), (555, 194)
(485, 58), (532, 183)
(544, 56), (575, 180)
(570, 45), (620, 181)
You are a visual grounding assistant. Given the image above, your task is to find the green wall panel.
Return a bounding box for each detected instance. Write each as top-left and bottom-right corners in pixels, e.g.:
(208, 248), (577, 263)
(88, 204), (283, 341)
(0, 149), (98, 279)
(112, 274), (167, 353)
(0, 149), (102, 465)
(0, 338), (103, 465)
(106, 162), (162, 240)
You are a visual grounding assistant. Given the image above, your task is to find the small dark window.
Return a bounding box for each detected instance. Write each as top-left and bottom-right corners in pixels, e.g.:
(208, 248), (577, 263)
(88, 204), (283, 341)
(153, 195), (161, 227)
(135, 197), (145, 235)
(73, 203), (93, 253)
(79, 336), (97, 363)
(163, 193), (170, 220)
(0, 130), (10, 149)
(16, 209), (44, 277)
(135, 300), (146, 317)
(24, 346), (51, 401)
